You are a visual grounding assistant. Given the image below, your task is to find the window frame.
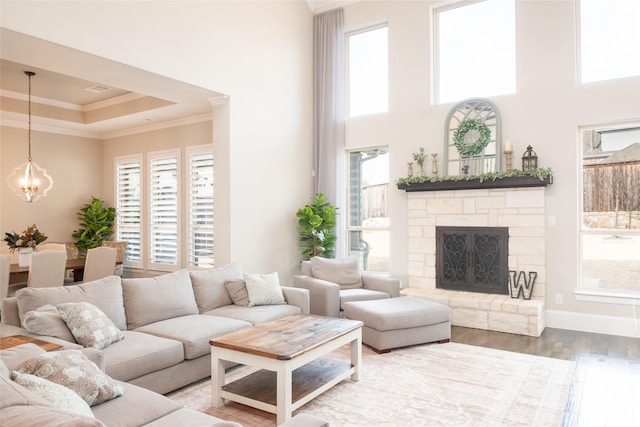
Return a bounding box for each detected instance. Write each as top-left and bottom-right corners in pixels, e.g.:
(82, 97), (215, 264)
(345, 146), (391, 273)
(576, 122), (640, 303)
(345, 21), (389, 118)
(576, 0), (640, 84)
(114, 154), (144, 269)
(147, 149), (181, 272)
(431, 0), (516, 104)
(185, 145), (214, 269)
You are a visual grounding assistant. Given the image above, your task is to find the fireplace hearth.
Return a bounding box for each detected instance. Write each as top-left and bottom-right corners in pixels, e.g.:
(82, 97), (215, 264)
(436, 226), (509, 295)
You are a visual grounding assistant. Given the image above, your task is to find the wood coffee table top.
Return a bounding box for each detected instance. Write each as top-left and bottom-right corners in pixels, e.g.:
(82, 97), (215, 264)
(0, 335), (64, 352)
(210, 314), (362, 360)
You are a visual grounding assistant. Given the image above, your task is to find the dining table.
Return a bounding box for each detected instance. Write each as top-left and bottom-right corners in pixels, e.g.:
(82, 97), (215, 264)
(9, 258), (121, 284)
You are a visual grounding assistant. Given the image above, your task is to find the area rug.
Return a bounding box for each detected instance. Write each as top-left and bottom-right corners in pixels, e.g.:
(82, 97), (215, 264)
(167, 342), (575, 427)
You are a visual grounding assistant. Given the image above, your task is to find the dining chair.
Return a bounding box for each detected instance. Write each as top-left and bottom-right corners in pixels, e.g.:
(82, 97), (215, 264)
(83, 247), (117, 282)
(28, 250), (67, 288)
(1, 255), (10, 300)
(102, 241), (127, 276)
(35, 243), (67, 252)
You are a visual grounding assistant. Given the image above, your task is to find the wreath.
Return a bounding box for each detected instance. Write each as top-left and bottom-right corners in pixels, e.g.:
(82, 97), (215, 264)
(453, 119), (491, 156)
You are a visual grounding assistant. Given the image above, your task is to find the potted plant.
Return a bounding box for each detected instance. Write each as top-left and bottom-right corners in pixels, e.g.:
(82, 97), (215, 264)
(3, 224), (48, 266)
(296, 193), (338, 260)
(72, 197), (116, 257)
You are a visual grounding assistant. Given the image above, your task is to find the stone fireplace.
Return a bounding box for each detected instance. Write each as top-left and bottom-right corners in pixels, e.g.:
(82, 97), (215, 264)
(399, 180), (550, 337)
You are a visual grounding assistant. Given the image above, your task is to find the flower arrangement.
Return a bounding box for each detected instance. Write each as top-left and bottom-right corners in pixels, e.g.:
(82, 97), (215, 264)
(3, 224), (48, 252)
(413, 147), (426, 167)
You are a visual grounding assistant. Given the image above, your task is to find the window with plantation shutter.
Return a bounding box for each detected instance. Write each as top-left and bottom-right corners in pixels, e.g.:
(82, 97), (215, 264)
(115, 156), (142, 267)
(187, 146), (214, 267)
(149, 150), (180, 269)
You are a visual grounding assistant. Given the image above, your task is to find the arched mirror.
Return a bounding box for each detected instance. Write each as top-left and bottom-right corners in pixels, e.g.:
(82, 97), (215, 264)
(444, 98), (501, 176)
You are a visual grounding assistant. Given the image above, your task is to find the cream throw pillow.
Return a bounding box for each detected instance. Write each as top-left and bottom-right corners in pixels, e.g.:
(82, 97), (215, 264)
(57, 302), (124, 350)
(310, 256), (363, 289)
(243, 272), (285, 306)
(14, 350), (123, 406)
(23, 304), (76, 343)
(10, 371), (95, 418)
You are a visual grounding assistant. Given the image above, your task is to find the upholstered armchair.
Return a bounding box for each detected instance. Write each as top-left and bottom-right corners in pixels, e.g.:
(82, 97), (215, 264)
(293, 257), (400, 318)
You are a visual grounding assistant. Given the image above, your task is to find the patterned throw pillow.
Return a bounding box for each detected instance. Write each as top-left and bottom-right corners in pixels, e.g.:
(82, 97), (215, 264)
(14, 350), (123, 406)
(10, 371), (95, 418)
(57, 302), (124, 350)
(243, 272), (285, 306)
(224, 280), (250, 306)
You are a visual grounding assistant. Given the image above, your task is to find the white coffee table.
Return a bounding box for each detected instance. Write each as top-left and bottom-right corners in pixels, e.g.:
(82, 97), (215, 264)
(210, 314), (362, 425)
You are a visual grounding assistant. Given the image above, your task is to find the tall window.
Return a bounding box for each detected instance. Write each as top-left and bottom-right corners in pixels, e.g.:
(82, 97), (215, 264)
(347, 148), (390, 273)
(187, 146), (214, 268)
(115, 156), (142, 267)
(434, 0), (516, 104)
(347, 25), (388, 117)
(148, 150), (180, 269)
(580, 124), (640, 296)
(578, 0), (640, 83)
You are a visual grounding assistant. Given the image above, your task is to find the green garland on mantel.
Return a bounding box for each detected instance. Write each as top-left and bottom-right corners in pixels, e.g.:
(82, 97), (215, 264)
(396, 167), (553, 186)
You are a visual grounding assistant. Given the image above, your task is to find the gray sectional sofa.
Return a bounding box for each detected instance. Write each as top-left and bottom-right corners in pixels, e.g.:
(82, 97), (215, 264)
(0, 263), (312, 426)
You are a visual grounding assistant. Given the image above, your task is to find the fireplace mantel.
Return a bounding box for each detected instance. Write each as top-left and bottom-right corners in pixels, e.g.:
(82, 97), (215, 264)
(397, 175), (552, 192)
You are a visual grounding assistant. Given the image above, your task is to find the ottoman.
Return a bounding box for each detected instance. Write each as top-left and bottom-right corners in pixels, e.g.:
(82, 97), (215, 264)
(343, 296), (451, 353)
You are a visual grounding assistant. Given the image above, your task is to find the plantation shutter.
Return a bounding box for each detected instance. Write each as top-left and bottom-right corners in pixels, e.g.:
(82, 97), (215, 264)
(149, 151), (179, 269)
(115, 157), (142, 266)
(187, 148), (214, 267)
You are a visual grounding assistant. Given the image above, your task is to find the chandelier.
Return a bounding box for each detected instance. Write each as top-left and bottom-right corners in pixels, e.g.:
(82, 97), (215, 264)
(6, 71), (53, 203)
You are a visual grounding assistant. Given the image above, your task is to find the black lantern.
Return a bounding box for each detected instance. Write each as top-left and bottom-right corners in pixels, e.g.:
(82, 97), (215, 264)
(521, 145), (538, 171)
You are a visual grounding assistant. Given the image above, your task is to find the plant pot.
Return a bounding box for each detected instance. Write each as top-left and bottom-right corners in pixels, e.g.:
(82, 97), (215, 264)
(18, 247), (34, 267)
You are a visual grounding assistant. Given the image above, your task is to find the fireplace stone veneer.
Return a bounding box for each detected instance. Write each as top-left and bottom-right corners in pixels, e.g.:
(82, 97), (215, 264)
(401, 186), (546, 337)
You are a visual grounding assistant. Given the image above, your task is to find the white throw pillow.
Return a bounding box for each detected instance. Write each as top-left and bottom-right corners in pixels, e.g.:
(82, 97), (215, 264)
(11, 371), (95, 418)
(243, 272), (286, 306)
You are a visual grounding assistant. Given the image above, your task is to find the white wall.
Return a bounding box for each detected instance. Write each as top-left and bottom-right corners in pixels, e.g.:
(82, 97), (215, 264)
(0, 126), (103, 248)
(0, 1), (314, 281)
(342, 0), (640, 335)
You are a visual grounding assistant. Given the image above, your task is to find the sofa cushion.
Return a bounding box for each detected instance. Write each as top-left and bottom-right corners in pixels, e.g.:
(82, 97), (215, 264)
(122, 269), (198, 329)
(143, 408), (242, 427)
(14, 350), (123, 406)
(10, 371), (95, 418)
(101, 330), (184, 382)
(23, 304), (76, 343)
(310, 256), (363, 289)
(0, 404), (105, 427)
(189, 262), (243, 312)
(91, 380), (181, 427)
(0, 343), (46, 371)
(206, 304), (302, 326)
(56, 302), (124, 350)
(224, 280), (250, 306)
(244, 272), (286, 306)
(134, 314), (251, 360)
(15, 276), (126, 330)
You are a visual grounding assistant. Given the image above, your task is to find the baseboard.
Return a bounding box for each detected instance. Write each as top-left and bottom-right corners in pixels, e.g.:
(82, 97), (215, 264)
(546, 309), (640, 338)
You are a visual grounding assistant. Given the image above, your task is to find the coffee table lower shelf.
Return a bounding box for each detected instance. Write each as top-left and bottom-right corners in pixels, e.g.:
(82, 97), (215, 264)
(221, 358), (352, 411)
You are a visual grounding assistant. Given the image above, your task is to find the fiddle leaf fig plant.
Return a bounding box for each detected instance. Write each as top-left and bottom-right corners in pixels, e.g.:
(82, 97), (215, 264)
(296, 192), (338, 260)
(72, 197), (116, 256)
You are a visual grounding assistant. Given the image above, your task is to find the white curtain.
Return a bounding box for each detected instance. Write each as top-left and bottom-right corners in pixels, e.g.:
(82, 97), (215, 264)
(314, 8), (346, 258)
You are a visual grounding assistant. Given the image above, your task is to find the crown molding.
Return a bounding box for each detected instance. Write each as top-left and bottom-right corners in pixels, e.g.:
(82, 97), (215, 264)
(1, 112), (212, 140)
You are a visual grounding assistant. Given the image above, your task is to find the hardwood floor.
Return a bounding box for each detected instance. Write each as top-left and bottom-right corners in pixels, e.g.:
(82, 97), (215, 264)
(451, 326), (640, 427)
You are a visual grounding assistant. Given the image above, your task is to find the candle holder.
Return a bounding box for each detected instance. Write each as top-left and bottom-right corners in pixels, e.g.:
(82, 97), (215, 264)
(504, 149), (513, 172)
(431, 153), (438, 177)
